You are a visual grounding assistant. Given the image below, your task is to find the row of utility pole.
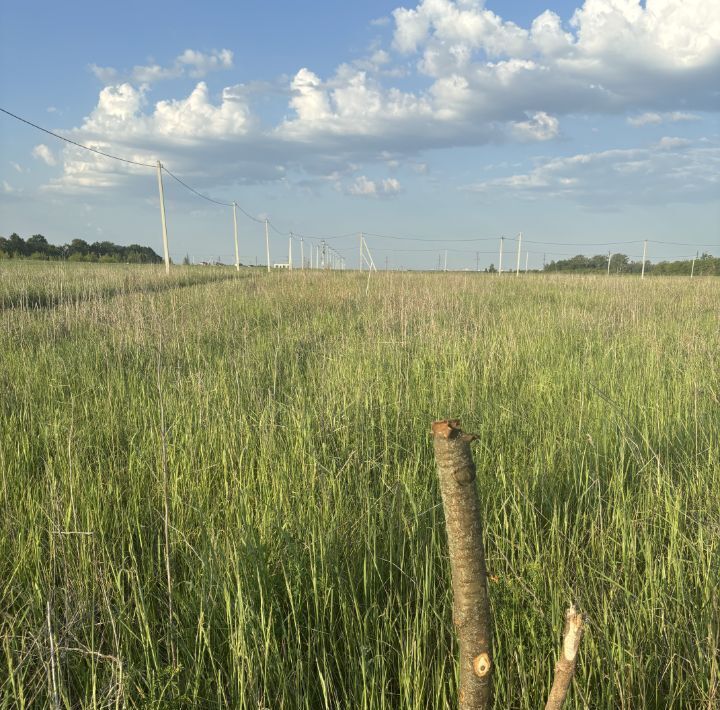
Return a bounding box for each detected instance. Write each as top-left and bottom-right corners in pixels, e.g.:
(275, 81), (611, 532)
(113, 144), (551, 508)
(263, 221), (349, 272)
(156, 160), (346, 273)
(280, 233), (346, 271)
(156, 173), (694, 277)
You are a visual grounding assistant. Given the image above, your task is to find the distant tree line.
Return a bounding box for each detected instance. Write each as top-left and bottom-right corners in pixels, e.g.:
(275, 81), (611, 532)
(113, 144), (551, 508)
(0, 233), (162, 264)
(544, 252), (718, 276)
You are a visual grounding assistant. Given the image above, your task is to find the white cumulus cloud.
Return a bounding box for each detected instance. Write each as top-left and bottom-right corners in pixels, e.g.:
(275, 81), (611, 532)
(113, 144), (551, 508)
(511, 112), (560, 141)
(345, 175), (402, 197)
(390, 0), (720, 116)
(90, 49), (234, 86)
(47, 0), (720, 196)
(274, 0), (718, 163)
(49, 81), (253, 191)
(464, 137), (720, 207)
(628, 111), (701, 126)
(32, 144), (57, 166)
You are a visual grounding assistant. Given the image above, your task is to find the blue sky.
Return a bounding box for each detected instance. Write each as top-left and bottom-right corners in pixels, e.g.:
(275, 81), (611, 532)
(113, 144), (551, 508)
(1, 0), (718, 269)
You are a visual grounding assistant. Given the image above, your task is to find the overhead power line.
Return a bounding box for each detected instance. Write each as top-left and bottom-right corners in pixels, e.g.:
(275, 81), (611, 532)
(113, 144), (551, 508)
(268, 220), (289, 237)
(293, 231), (358, 241)
(235, 203), (264, 224)
(651, 240), (719, 248)
(366, 245), (499, 254)
(521, 238), (644, 246)
(0, 106), (156, 168)
(0, 106), (272, 224)
(364, 231), (503, 243)
(2, 105), (716, 269)
(161, 165), (233, 207)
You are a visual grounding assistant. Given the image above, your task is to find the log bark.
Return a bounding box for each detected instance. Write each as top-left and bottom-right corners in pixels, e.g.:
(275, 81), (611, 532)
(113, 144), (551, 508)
(545, 605), (586, 710)
(432, 419), (493, 709)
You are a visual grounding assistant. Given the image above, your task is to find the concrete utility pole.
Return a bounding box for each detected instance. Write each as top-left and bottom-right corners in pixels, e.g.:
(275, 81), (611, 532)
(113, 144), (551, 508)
(641, 240), (647, 279)
(156, 161), (170, 275)
(516, 232), (522, 276)
(264, 219), (270, 273)
(232, 202), (239, 271)
(366, 237), (377, 271)
(300, 237), (304, 270)
(498, 237), (504, 274)
(607, 252), (612, 276)
(288, 234), (293, 270)
(691, 251), (697, 278)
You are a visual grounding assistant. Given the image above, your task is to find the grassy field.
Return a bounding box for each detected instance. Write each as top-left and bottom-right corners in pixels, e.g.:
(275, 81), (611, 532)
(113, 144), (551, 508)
(1, 262), (718, 708)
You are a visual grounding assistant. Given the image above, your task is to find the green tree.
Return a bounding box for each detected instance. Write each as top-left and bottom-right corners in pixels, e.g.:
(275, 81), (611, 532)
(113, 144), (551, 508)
(67, 238), (90, 257)
(7, 233), (28, 257)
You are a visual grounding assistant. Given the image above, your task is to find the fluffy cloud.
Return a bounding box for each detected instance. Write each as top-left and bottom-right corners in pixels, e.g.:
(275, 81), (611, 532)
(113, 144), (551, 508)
(345, 175), (402, 197)
(79, 81), (248, 142)
(152, 83), (250, 137)
(510, 112), (560, 141)
(275, 0), (718, 158)
(393, 0), (531, 56)
(464, 137), (720, 207)
(393, 0), (720, 72)
(176, 49), (233, 78)
(90, 49), (233, 85)
(391, 0), (720, 115)
(49, 81), (253, 191)
(49, 1), (719, 195)
(32, 144), (57, 166)
(627, 111), (701, 126)
(282, 66), (434, 135)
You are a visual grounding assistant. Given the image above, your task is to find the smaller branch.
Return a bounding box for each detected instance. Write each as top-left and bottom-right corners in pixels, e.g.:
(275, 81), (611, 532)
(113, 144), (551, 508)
(545, 605), (587, 710)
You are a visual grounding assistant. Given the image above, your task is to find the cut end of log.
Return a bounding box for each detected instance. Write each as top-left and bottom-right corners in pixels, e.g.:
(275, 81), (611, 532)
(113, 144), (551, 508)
(473, 652), (492, 678)
(431, 419), (462, 438)
(431, 419), (477, 441)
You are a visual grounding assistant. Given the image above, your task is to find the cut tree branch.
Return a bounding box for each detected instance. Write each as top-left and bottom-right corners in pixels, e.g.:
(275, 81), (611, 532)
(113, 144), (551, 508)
(545, 605), (587, 710)
(432, 419), (493, 709)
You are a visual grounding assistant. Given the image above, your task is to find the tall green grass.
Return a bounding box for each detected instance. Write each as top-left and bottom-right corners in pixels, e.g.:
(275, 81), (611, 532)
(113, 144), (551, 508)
(1, 264), (718, 708)
(0, 260), (239, 309)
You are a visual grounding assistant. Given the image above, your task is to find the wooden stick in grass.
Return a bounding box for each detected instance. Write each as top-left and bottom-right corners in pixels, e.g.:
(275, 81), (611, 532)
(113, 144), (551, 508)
(431, 419), (493, 709)
(545, 605), (587, 710)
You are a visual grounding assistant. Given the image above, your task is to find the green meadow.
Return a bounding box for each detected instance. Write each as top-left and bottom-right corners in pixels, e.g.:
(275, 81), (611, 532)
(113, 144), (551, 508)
(1, 262), (718, 708)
